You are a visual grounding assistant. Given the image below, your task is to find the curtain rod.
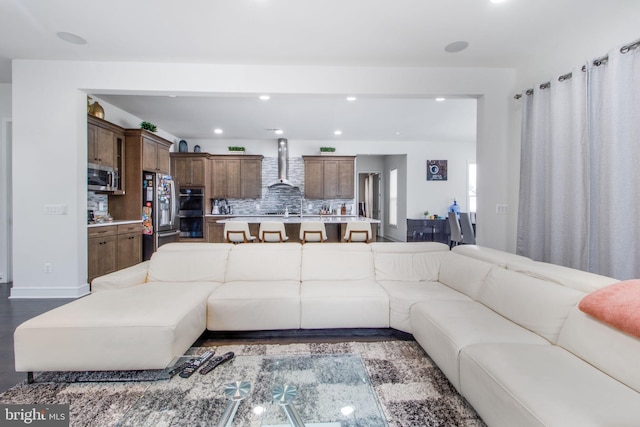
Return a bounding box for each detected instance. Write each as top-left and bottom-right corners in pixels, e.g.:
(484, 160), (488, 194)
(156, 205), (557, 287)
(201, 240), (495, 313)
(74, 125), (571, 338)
(514, 38), (640, 99)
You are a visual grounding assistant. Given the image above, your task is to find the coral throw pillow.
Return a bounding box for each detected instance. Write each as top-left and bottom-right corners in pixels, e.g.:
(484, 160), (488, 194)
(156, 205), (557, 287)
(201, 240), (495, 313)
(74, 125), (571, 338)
(579, 280), (640, 339)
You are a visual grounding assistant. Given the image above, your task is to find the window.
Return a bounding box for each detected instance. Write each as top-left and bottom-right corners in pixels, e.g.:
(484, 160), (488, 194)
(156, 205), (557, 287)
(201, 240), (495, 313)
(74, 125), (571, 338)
(389, 168), (397, 226)
(468, 163), (477, 213)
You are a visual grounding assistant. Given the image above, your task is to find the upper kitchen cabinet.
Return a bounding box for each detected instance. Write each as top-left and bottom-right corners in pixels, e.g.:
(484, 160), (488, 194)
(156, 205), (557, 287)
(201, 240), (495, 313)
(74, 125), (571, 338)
(138, 133), (171, 174)
(208, 155), (263, 199)
(303, 156), (355, 199)
(87, 115), (125, 194)
(171, 153), (207, 187)
(109, 130), (173, 220)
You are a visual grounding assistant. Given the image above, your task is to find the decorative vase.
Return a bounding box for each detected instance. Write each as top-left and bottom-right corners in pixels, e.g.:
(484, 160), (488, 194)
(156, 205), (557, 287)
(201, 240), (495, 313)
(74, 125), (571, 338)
(193, 145), (201, 153)
(179, 140), (188, 152)
(88, 101), (105, 119)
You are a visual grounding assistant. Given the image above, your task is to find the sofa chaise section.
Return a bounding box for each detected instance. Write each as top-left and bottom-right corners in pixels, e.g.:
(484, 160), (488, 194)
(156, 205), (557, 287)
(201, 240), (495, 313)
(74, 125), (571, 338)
(14, 282), (216, 373)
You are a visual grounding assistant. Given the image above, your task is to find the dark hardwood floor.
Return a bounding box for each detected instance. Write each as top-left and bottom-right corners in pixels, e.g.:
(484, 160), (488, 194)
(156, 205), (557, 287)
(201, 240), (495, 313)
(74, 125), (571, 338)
(0, 283), (73, 393)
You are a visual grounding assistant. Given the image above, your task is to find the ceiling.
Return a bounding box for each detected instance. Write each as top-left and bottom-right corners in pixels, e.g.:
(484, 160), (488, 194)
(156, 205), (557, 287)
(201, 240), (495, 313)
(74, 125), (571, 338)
(1, 0), (638, 141)
(96, 94), (478, 142)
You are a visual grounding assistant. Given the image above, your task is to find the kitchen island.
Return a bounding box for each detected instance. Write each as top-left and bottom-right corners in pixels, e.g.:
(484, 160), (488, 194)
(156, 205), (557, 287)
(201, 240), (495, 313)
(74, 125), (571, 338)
(206, 215), (380, 243)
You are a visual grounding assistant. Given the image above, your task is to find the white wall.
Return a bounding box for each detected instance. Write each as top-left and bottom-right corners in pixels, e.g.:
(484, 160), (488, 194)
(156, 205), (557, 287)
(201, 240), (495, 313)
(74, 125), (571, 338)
(11, 60), (515, 297)
(0, 83), (11, 283)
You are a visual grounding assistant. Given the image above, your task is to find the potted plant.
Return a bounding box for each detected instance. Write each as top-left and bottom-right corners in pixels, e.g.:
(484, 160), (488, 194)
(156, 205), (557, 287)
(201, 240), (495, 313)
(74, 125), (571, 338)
(140, 121), (157, 132)
(228, 146), (246, 154)
(423, 210), (429, 219)
(320, 147), (336, 155)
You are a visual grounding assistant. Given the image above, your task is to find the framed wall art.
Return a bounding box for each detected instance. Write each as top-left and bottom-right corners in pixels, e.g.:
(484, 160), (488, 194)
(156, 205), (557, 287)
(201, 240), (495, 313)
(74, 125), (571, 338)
(427, 160), (448, 181)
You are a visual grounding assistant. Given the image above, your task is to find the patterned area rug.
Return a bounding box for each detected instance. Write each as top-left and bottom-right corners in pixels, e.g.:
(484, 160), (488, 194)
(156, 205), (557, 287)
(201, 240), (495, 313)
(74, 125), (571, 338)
(0, 340), (485, 427)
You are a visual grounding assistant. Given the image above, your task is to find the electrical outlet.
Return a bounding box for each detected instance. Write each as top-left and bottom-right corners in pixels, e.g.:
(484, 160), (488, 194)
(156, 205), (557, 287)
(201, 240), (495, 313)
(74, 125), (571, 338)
(44, 263), (53, 273)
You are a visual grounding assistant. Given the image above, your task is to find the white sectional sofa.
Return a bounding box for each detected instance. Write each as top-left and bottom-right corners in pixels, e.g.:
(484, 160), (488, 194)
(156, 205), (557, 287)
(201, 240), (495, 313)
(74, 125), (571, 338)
(14, 242), (640, 426)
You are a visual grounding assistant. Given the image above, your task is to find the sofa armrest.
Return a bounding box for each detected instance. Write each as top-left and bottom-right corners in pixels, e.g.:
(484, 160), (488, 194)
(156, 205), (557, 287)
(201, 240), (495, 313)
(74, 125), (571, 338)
(91, 261), (149, 292)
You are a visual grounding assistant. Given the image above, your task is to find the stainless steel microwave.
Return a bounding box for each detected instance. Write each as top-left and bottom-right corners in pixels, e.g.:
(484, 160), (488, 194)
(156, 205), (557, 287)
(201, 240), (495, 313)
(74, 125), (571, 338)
(88, 163), (119, 192)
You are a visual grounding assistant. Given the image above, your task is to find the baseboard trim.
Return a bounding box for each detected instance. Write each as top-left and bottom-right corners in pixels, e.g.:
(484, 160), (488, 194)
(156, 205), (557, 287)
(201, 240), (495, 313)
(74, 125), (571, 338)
(9, 284), (90, 299)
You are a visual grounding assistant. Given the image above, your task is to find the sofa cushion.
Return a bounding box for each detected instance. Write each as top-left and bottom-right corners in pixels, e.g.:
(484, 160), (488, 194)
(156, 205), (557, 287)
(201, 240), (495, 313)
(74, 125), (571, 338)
(558, 306), (640, 394)
(300, 280), (388, 328)
(378, 280), (470, 333)
(207, 281), (300, 331)
(301, 243), (374, 281)
(477, 267), (584, 343)
(452, 245), (532, 267)
(372, 248), (447, 282)
(14, 283), (216, 372)
(225, 243), (301, 282)
(147, 246), (231, 282)
(507, 260), (618, 293)
(578, 280), (640, 338)
(438, 252), (494, 299)
(410, 299), (549, 391)
(459, 343), (640, 427)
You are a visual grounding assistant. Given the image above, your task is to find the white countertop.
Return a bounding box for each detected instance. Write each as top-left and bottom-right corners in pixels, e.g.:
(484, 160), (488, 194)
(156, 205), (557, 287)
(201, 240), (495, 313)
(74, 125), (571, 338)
(88, 219), (142, 228)
(215, 215), (380, 224)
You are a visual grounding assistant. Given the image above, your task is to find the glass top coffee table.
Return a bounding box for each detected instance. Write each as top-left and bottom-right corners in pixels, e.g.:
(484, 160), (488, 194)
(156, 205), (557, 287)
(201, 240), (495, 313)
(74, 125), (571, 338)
(117, 353), (388, 426)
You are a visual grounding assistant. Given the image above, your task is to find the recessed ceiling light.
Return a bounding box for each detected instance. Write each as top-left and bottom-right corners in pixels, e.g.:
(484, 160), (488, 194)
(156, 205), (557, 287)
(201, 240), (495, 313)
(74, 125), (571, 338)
(395, 131), (402, 136)
(56, 31), (87, 45)
(346, 96), (357, 102)
(274, 129), (284, 135)
(259, 95), (270, 101)
(334, 130), (342, 136)
(214, 128), (223, 134)
(490, 0), (507, 3)
(168, 95), (177, 98)
(436, 97), (446, 102)
(444, 41), (469, 53)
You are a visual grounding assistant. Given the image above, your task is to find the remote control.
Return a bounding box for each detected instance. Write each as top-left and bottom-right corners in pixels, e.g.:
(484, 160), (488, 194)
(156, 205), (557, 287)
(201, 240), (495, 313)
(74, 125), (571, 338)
(168, 359), (194, 377)
(200, 351), (234, 375)
(178, 350), (215, 378)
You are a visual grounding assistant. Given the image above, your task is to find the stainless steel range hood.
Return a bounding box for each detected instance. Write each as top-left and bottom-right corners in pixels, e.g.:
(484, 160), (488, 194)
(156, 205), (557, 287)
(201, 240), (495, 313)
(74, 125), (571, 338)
(268, 138), (297, 188)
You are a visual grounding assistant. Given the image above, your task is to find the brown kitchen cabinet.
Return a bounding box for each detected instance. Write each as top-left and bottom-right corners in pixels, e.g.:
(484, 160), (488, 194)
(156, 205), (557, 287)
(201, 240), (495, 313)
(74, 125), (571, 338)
(141, 135), (171, 174)
(88, 116), (125, 194)
(205, 216), (229, 243)
(240, 157), (263, 198)
(110, 130), (173, 220)
(208, 155), (263, 199)
(116, 223), (143, 270)
(303, 156), (355, 199)
(88, 223), (142, 284)
(88, 225), (118, 283)
(171, 153), (207, 187)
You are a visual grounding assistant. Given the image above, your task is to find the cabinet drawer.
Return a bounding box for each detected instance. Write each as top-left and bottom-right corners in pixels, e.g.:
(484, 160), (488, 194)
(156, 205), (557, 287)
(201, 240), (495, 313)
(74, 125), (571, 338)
(88, 225), (117, 238)
(117, 223), (142, 234)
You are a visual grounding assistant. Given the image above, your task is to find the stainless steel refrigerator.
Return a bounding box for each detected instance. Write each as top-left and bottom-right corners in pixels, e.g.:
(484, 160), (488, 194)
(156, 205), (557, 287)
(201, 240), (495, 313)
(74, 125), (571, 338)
(142, 173), (179, 260)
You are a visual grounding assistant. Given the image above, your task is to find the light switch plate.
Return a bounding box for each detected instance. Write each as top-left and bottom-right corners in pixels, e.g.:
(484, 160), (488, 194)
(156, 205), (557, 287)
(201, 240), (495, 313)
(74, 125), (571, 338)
(44, 204), (69, 215)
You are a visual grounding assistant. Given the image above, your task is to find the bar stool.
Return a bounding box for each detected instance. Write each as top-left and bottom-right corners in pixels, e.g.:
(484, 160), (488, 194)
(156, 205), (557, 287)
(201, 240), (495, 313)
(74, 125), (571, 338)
(259, 221), (289, 242)
(343, 222), (372, 243)
(224, 221), (257, 243)
(448, 212), (462, 248)
(299, 221), (327, 244)
(460, 212), (476, 244)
